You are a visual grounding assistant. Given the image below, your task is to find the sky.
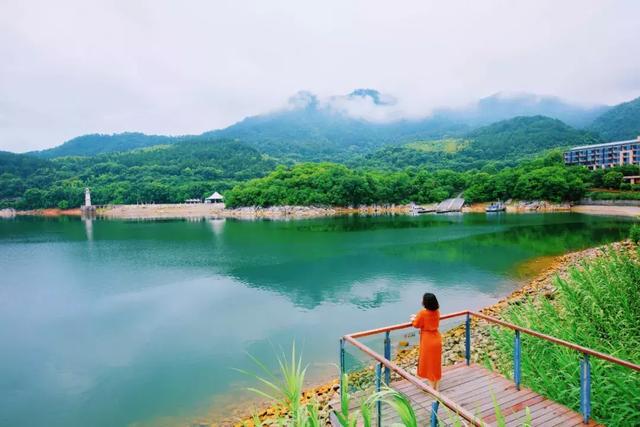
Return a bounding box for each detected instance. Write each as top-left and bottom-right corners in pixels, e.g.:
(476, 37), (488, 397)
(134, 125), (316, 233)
(1, 0), (639, 152)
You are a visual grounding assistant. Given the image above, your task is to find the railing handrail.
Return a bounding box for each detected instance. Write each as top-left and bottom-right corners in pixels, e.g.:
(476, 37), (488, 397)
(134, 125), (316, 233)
(342, 335), (484, 426)
(344, 309), (640, 372)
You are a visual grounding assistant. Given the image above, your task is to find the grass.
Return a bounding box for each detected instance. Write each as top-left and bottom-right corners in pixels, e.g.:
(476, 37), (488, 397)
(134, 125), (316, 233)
(239, 343), (534, 426)
(405, 138), (470, 153)
(492, 246), (640, 426)
(586, 190), (640, 201)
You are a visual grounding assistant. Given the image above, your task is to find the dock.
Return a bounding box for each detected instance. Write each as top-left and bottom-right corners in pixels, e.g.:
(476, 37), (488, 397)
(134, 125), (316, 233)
(330, 363), (600, 426)
(436, 197), (465, 213)
(331, 310), (640, 426)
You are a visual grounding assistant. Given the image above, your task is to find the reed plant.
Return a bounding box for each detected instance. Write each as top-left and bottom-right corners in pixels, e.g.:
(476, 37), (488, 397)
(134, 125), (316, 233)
(493, 247), (640, 426)
(239, 343), (532, 426)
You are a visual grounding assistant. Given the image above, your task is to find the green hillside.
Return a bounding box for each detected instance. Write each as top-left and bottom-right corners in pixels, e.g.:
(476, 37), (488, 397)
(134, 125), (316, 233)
(589, 96), (640, 141)
(1, 139), (277, 209)
(33, 132), (181, 158)
(357, 116), (600, 170)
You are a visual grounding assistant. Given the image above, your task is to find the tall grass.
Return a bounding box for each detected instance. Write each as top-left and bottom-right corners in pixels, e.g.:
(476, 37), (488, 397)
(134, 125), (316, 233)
(239, 343), (532, 426)
(493, 248), (640, 426)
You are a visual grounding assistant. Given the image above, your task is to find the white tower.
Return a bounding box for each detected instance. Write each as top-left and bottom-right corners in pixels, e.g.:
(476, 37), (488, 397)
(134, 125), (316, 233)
(84, 188), (92, 207)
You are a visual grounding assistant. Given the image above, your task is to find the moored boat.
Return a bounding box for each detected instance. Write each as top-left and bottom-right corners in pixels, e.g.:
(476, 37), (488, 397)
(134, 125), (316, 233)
(486, 201), (506, 213)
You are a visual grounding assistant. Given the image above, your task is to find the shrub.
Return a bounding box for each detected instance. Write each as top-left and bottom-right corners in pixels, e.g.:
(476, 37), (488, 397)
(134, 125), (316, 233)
(602, 170), (624, 189)
(630, 224), (640, 244)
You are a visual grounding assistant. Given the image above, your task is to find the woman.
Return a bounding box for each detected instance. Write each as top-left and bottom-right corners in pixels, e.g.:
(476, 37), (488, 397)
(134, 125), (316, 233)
(411, 292), (442, 390)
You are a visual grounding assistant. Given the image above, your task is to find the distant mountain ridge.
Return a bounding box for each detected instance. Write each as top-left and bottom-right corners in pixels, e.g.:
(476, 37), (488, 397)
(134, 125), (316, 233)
(437, 92), (609, 128)
(33, 132), (182, 159)
(588, 96), (640, 141)
(24, 90), (631, 161)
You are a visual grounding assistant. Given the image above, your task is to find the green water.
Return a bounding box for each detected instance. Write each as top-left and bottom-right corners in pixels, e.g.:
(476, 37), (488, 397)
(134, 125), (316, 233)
(0, 213), (633, 426)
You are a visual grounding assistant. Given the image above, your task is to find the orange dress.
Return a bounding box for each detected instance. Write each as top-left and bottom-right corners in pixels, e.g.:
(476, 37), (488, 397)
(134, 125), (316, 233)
(412, 309), (442, 381)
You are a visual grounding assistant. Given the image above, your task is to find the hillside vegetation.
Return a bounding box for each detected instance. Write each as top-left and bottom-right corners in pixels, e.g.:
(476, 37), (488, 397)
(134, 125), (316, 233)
(589, 96), (640, 141)
(33, 132), (180, 158)
(225, 153), (591, 208)
(1, 139), (276, 209)
(355, 116), (600, 171)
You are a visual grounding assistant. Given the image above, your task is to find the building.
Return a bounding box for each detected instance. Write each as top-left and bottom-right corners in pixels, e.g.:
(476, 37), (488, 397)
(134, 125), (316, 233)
(205, 192), (224, 204)
(564, 136), (640, 170)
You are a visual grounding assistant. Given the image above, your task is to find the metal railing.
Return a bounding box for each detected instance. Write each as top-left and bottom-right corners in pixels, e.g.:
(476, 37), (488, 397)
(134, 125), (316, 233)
(340, 310), (640, 427)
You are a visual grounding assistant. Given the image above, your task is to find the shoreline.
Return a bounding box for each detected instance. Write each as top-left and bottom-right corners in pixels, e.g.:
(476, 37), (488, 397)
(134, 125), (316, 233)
(7, 201), (640, 220)
(213, 240), (633, 427)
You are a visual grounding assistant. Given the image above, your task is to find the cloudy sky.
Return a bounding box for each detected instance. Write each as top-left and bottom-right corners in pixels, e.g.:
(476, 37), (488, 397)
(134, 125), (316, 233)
(1, 0), (639, 152)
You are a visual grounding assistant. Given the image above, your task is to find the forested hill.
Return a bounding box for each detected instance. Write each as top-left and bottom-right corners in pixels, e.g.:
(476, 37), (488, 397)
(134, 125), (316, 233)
(33, 132), (181, 158)
(1, 139), (277, 209)
(355, 116), (601, 171)
(588, 96), (640, 141)
(0, 151), (51, 178)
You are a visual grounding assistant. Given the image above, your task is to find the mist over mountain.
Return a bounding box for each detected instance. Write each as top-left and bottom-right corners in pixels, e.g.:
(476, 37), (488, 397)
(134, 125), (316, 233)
(25, 89), (625, 161)
(435, 92), (609, 128)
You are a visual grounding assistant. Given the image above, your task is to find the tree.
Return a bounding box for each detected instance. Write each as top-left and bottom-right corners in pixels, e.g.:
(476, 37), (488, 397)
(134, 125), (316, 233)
(603, 171), (624, 189)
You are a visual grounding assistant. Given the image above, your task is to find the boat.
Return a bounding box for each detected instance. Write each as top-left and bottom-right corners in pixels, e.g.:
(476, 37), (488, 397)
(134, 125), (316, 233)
(410, 203), (436, 215)
(486, 201), (506, 213)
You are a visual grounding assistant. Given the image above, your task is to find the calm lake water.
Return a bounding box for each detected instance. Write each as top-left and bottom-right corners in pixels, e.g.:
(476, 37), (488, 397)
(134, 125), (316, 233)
(0, 213), (633, 426)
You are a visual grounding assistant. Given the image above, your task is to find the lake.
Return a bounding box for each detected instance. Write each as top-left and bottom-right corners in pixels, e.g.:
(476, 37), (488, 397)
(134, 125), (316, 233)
(0, 213), (632, 426)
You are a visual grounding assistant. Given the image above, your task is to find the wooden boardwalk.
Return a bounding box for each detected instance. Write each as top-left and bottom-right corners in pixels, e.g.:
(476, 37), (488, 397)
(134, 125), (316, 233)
(330, 363), (603, 426)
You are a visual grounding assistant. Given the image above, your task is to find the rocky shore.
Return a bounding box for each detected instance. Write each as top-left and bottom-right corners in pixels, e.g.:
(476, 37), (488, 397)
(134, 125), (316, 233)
(219, 240), (632, 427)
(462, 200), (571, 213)
(96, 204), (411, 220)
(9, 200), (640, 220)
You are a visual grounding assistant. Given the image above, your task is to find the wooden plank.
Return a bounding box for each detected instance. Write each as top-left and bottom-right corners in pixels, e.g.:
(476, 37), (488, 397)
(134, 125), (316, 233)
(476, 389), (538, 416)
(329, 364), (591, 427)
(483, 394), (546, 423)
(445, 375), (508, 400)
(504, 398), (555, 423)
(451, 381), (513, 407)
(529, 405), (578, 426)
(538, 409), (586, 427)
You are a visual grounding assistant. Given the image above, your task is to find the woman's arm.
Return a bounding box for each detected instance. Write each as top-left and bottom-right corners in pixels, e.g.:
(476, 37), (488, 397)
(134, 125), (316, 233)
(411, 311), (423, 328)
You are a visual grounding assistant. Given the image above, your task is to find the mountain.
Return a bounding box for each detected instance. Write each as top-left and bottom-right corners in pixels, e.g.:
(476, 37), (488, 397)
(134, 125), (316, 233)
(26, 90), (617, 161)
(33, 132), (181, 158)
(0, 151), (50, 177)
(204, 90), (467, 161)
(436, 92), (609, 128)
(588, 96), (640, 141)
(357, 115), (601, 171)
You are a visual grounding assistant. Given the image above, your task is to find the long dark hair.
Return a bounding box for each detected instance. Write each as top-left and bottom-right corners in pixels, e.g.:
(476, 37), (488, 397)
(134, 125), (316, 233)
(422, 293), (439, 311)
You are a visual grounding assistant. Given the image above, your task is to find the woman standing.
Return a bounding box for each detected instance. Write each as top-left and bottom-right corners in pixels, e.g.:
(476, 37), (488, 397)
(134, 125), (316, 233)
(411, 293), (442, 390)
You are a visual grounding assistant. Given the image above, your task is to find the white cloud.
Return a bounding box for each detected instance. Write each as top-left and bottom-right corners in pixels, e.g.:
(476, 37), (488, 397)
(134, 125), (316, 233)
(1, 0), (639, 151)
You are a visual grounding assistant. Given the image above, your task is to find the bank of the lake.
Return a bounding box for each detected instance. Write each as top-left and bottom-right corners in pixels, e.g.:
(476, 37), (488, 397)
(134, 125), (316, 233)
(12, 199), (640, 221)
(229, 240), (635, 427)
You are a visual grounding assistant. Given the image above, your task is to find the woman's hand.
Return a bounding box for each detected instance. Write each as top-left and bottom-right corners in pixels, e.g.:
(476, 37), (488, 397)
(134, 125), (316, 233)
(410, 314), (416, 322)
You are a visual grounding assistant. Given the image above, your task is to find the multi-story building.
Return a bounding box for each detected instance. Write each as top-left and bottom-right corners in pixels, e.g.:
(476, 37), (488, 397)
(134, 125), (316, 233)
(564, 136), (640, 170)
